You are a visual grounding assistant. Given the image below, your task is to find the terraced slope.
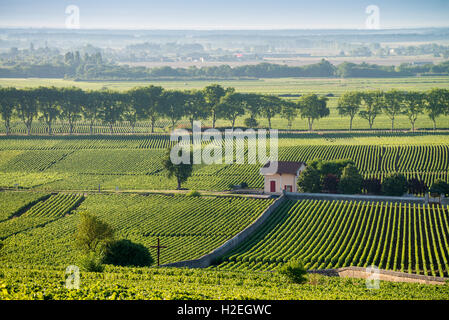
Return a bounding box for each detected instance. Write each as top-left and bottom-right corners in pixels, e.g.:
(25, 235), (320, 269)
(216, 199), (449, 277)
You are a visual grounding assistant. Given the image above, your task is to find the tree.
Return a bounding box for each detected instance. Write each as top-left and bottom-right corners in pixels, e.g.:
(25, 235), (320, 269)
(103, 239), (153, 267)
(242, 93), (263, 128)
(402, 91), (424, 132)
(259, 95), (282, 129)
(35, 86), (60, 135)
(308, 159), (355, 178)
(278, 260), (308, 284)
(382, 89), (404, 131)
(60, 87), (84, 135)
(359, 90), (383, 129)
(429, 180), (449, 197)
(217, 92), (246, 129)
(98, 91), (126, 134)
(74, 212), (115, 255)
(82, 90), (102, 135)
(0, 87), (17, 135)
(162, 148), (193, 190)
(129, 86), (164, 133)
(338, 164), (363, 194)
(322, 174), (339, 193)
(161, 91), (187, 130)
(337, 91), (362, 131)
(280, 101), (298, 130)
(297, 166), (321, 193)
(298, 94), (330, 131)
(425, 88), (449, 130)
(382, 173), (408, 196)
(407, 178), (428, 195)
(203, 84), (226, 128)
(362, 178), (382, 195)
(16, 88), (38, 135)
(121, 92), (138, 134)
(184, 90), (209, 129)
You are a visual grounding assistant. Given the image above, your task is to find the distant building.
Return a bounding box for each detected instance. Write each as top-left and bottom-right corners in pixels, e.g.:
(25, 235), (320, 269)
(260, 161), (306, 194)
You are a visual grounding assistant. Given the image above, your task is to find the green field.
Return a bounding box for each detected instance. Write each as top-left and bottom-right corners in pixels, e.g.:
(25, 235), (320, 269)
(1, 77), (449, 131)
(2, 77), (449, 94)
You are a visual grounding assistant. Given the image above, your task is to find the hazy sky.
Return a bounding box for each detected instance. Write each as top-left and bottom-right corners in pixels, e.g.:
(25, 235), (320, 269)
(0, 0), (448, 29)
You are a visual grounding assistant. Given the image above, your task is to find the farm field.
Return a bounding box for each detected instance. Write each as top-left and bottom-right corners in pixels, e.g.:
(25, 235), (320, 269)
(0, 133), (448, 192)
(0, 192), (273, 267)
(216, 199), (449, 277)
(1, 266), (449, 300)
(1, 77), (449, 132)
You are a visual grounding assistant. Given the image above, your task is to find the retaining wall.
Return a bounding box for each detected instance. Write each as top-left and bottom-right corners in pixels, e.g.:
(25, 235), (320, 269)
(285, 192), (427, 204)
(308, 266), (448, 285)
(161, 194), (286, 268)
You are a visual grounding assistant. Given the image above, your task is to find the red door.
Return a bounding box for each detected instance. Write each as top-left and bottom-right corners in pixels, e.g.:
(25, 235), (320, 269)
(270, 180), (276, 193)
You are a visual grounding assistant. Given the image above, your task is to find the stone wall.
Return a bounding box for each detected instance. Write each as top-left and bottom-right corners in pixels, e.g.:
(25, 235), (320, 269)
(308, 267), (447, 285)
(285, 192), (426, 204)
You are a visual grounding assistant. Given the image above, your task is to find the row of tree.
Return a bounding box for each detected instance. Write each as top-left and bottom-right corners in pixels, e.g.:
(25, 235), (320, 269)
(337, 88), (449, 131)
(0, 85), (448, 135)
(0, 84), (327, 135)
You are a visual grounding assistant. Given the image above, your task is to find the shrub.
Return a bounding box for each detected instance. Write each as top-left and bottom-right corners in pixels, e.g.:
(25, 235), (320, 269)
(187, 190), (201, 197)
(244, 117), (258, 128)
(382, 173), (408, 196)
(408, 178), (428, 195)
(338, 164), (363, 194)
(429, 180), (449, 196)
(104, 239), (154, 267)
(240, 182), (248, 189)
(75, 212), (115, 255)
(78, 252), (105, 272)
(308, 159), (355, 178)
(278, 260), (308, 284)
(297, 167), (321, 193)
(322, 174), (339, 193)
(362, 178), (382, 195)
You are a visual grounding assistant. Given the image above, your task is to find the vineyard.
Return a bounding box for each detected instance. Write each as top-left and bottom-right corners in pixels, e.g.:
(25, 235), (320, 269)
(0, 134), (448, 192)
(0, 193), (84, 240)
(1, 266), (449, 300)
(216, 199), (449, 277)
(0, 191), (49, 222)
(0, 193), (273, 267)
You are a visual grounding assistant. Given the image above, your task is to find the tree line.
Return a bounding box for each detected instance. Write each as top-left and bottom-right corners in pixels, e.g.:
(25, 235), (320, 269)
(337, 88), (449, 131)
(0, 85), (448, 135)
(2, 52), (449, 80)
